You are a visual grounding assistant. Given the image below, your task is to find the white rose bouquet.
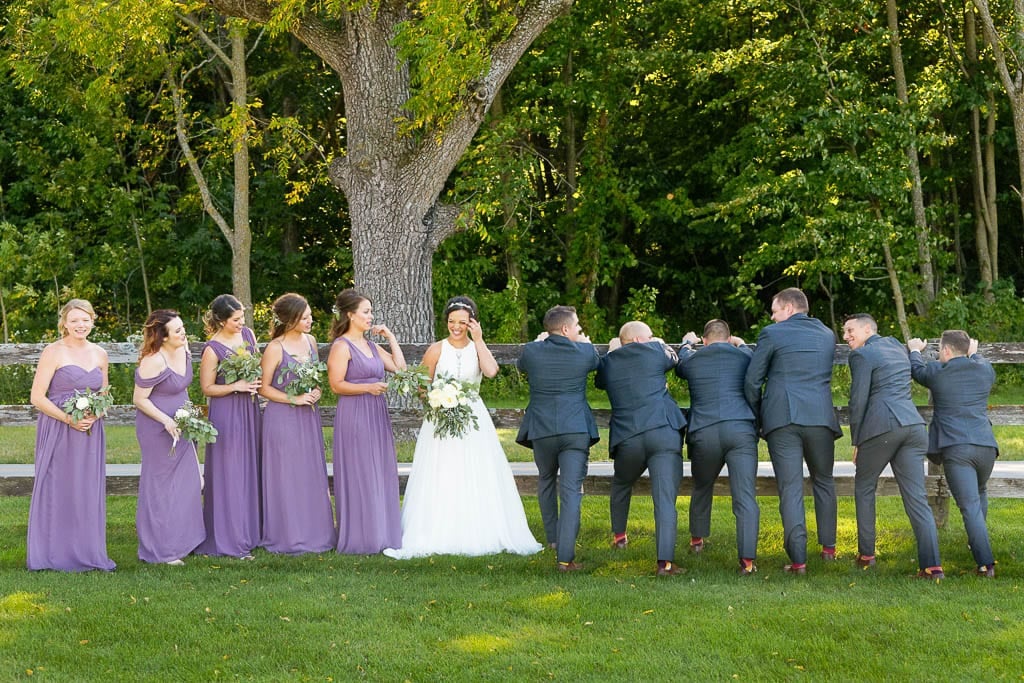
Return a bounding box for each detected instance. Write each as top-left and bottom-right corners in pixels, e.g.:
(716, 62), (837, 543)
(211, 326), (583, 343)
(171, 401), (218, 456)
(61, 387), (114, 435)
(423, 373), (479, 439)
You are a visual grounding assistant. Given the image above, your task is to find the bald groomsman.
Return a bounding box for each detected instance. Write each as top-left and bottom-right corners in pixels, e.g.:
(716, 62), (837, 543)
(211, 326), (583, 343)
(843, 314), (943, 579)
(909, 330), (998, 577)
(597, 321), (686, 576)
(676, 320), (760, 575)
(744, 288), (841, 574)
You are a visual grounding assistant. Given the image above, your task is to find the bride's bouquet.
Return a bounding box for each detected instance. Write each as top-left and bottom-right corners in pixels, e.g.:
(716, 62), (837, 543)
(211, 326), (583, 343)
(423, 374), (479, 439)
(171, 401), (218, 456)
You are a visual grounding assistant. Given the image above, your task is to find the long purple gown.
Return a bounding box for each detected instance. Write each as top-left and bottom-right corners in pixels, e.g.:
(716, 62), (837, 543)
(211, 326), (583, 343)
(134, 355), (206, 563)
(196, 326), (261, 557)
(333, 337), (401, 554)
(260, 342), (336, 554)
(26, 365), (116, 572)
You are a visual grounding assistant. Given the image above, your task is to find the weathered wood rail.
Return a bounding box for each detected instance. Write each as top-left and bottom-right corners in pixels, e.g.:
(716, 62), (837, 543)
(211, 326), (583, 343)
(4, 341), (1024, 516)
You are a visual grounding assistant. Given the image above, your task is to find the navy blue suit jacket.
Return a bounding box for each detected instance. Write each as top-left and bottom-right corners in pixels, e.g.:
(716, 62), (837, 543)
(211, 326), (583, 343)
(516, 334), (600, 448)
(743, 313), (841, 438)
(675, 342), (756, 435)
(910, 351), (997, 453)
(847, 335), (924, 446)
(595, 341), (686, 455)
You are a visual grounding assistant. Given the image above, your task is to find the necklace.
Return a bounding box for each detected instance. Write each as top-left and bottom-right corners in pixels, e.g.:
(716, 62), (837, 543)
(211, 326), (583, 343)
(450, 340), (468, 378)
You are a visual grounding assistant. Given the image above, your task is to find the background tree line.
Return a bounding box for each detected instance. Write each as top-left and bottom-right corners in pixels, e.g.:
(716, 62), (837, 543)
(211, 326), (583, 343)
(2, 0), (1023, 347)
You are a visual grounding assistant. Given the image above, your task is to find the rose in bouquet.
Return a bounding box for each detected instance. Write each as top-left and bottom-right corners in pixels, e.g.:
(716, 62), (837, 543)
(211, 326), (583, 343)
(423, 373), (479, 439)
(276, 356), (328, 409)
(61, 386), (114, 434)
(217, 345), (262, 401)
(171, 401), (218, 456)
(388, 365), (431, 397)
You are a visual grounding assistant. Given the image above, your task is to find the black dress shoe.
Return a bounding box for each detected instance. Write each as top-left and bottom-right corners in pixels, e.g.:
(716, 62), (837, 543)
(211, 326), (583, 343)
(855, 555), (876, 569)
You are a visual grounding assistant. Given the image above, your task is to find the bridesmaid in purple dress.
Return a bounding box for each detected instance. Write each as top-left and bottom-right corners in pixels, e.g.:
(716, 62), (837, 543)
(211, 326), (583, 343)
(27, 299), (116, 572)
(258, 293), (336, 554)
(196, 294), (262, 559)
(327, 289), (407, 554)
(133, 310), (206, 565)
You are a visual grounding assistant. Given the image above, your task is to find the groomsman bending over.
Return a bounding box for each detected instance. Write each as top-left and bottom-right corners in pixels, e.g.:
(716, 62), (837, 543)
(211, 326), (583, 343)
(517, 306), (600, 572)
(843, 314), (943, 579)
(597, 321), (687, 577)
(744, 288), (841, 574)
(909, 330), (998, 577)
(676, 320), (760, 576)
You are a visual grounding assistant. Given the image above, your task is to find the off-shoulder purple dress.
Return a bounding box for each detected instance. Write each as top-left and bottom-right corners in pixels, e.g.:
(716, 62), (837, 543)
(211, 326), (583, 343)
(196, 327), (262, 557)
(26, 365), (116, 572)
(260, 341), (336, 554)
(333, 338), (401, 554)
(134, 354), (206, 563)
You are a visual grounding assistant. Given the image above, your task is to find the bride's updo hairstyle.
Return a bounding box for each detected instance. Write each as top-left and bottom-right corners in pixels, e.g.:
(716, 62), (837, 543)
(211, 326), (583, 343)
(203, 294), (244, 336)
(330, 289), (369, 340)
(444, 296), (478, 320)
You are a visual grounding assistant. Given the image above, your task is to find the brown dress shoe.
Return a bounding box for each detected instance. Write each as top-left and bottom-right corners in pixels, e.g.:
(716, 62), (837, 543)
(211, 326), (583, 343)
(611, 537), (628, 549)
(855, 555), (876, 568)
(977, 565), (995, 578)
(738, 560), (757, 576)
(916, 567), (945, 580)
(783, 563), (807, 575)
(689, 539), (705, 554)
(820, 546), (837, 561)
(557, 561), (584, 573)
(656, 562), (685, 576)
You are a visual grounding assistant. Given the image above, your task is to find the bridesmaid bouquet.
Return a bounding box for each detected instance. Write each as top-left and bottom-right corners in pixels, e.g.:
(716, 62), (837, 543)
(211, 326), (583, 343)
(171, 401), (218, 455)
(424, 374), (480, 439)
(217, 345), (262, 401)
(277, 356), (328, 409)
(61, 387), (114, 435)
(388, 365), (431, 397)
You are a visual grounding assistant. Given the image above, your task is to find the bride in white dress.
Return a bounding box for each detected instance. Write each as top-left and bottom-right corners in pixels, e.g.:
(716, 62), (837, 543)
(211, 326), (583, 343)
(384, 297), (542, 558)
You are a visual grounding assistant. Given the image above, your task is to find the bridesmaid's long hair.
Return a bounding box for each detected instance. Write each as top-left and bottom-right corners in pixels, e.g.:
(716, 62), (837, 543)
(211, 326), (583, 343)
(57, 299), (96, 337)
(329, 289), (368, 341)
(203, 294), (243, 336)
(269, 293), (308, 340)
(139, 309), (181, 360)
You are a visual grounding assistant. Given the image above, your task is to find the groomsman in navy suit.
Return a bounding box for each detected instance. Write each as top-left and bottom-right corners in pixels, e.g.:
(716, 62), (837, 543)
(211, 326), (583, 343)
(909, 330), (998, 577)
(676, 320), (760, 576)
(517, 306), (600, 572)
(596, 321), (686, 576)
(843, 314), (943, 579)
(744, 288), (841, 574)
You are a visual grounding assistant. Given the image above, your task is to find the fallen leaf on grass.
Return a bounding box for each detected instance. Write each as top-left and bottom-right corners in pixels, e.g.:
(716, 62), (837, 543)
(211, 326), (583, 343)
(280, 616), (291, 622)
(643, 610), (654, 615)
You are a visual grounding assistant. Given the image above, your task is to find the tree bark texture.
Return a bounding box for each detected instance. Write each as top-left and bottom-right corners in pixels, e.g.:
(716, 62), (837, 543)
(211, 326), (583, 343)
(209, 0), (574, 342)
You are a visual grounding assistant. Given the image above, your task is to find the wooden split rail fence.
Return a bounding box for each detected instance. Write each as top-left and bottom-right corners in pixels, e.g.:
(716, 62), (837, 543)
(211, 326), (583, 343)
(3, 341), (1024, 522)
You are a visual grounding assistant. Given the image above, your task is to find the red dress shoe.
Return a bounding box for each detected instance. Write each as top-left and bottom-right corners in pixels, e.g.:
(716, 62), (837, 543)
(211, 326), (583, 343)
(557, 561), (584, 573)
(656, 561), (685, 576)
(916, 567), (945, 580)
(783, 563), (807, 575)
(855, 554), (876, 569)
(977, 565), (995, 578)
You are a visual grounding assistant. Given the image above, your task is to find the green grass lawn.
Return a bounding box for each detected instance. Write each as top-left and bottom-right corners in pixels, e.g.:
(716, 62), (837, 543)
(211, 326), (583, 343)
(1, 496), (1022, 680)
(2, 424), (1023, 464)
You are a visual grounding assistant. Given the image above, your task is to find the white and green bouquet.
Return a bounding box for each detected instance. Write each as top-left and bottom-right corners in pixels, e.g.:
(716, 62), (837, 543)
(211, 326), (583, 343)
(423, 374), (479, 439)
(276, 356), (327, 408)
(61, 386), (114, 434)
(171, 401), (218, 456)
(388, 365), (431, 397)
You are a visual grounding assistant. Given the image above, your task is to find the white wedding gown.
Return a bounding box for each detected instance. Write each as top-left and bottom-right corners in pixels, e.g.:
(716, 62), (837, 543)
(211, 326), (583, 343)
(384, 339), (542, 558)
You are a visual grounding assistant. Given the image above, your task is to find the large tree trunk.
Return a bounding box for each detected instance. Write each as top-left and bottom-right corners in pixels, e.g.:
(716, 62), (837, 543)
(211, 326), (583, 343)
(886, 0), (935, 313)
(208, 0), (574, 343)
